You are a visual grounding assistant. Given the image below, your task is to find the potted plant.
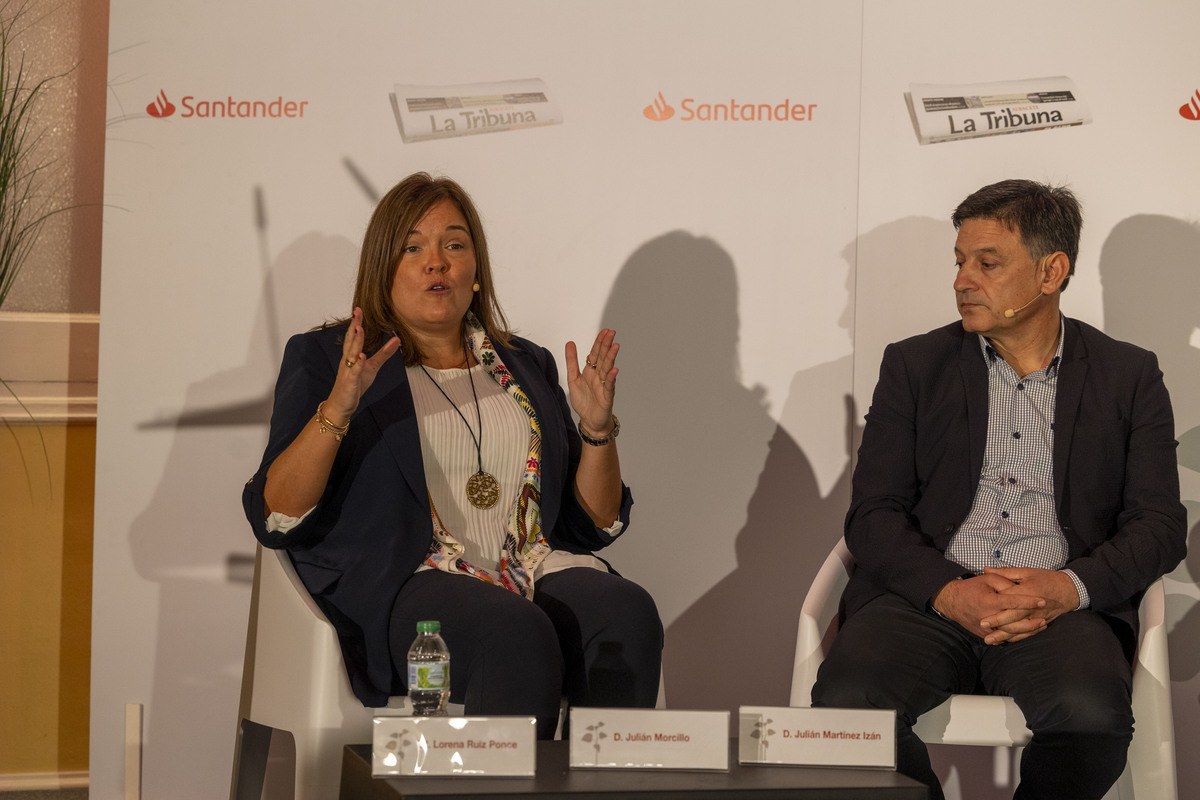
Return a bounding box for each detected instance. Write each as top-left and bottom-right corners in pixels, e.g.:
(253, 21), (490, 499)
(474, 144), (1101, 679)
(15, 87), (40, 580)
(0, 0), (63, 486)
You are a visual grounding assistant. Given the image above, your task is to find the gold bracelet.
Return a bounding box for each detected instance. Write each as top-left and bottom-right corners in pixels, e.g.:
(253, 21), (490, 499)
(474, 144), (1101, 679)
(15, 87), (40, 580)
(315, 401), (350, 441)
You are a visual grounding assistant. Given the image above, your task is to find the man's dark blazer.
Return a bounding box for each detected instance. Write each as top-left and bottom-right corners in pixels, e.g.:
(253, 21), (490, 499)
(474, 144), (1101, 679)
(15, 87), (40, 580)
(243, 325), (633, 707)
(841, 317), (1186, 642)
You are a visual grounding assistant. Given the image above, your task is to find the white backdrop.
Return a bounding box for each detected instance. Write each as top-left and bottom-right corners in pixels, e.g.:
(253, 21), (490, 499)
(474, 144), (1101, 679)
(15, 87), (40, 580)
(95, 2), (1200, 799)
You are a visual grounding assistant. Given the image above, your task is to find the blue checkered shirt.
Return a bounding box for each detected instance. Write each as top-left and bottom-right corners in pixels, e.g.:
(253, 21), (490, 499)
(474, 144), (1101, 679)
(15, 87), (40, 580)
(946, 318), (1089, 608)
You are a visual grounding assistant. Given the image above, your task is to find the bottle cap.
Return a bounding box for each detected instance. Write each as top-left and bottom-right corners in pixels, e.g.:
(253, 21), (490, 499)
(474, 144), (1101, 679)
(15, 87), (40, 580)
(416, 620), (441, 633)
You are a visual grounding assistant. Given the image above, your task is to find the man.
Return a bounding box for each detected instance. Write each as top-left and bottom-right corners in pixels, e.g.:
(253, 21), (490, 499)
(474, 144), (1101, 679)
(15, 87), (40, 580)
(811, 179), (1186, 800)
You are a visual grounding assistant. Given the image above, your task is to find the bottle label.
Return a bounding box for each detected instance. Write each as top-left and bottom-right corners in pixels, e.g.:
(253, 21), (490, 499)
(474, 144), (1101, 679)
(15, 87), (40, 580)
(408, 662), (448, 690)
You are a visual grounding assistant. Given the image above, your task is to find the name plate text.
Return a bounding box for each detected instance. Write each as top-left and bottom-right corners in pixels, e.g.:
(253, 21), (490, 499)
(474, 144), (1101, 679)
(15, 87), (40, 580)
(569, 708), (729, 770)
(738, 706), (896, 768)
(372, 716), (536, 776)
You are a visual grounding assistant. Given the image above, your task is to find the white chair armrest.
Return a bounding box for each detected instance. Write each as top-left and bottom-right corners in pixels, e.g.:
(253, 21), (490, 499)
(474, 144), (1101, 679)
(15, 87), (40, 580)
(1125, 578), (1176, 799)
(790, 538), (853, 706)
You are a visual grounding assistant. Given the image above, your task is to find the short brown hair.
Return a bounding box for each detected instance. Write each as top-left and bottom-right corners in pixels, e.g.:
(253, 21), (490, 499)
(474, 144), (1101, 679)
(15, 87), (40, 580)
(952, 179), (1082, 291)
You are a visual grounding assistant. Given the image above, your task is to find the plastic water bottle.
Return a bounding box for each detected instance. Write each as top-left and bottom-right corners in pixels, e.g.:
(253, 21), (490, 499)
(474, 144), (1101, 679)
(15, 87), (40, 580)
(407, 620), (450, 716)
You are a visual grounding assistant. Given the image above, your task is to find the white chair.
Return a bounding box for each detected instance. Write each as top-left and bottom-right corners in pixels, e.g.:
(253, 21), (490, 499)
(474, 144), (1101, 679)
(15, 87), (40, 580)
(230, 545), (655, 799)
(231, 545), (416, 800)
(790, 538), (1177, 799)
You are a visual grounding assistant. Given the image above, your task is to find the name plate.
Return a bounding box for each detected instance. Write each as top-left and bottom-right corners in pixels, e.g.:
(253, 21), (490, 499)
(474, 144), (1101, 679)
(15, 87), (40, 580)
(569, 708), (729, 770)
(372, 716), (537, 776)
(738, 706), (896, 769)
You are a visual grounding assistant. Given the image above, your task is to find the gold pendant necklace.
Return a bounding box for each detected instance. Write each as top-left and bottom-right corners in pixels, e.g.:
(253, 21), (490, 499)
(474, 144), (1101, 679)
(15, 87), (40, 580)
(465, 471), (500, 509)
(420, 350), (500, 510)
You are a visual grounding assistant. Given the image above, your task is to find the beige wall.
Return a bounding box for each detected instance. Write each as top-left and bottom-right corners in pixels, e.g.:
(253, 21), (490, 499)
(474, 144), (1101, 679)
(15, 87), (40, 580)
(0, 423), (94, 776)
(0, 0), (107, 783)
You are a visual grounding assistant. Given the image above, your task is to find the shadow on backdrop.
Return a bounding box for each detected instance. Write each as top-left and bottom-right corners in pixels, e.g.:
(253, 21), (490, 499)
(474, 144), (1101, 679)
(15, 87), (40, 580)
(123, 190), (360, 797)
(597, 230), (857, 719)
(1099, 214), (1200, 799)
(595, 232), (790, 709)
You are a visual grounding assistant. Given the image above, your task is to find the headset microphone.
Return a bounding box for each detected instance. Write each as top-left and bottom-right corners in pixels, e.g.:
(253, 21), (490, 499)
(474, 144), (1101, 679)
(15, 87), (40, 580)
(1005, 256), (1053, 318)
(1004, 293), (1042, 318)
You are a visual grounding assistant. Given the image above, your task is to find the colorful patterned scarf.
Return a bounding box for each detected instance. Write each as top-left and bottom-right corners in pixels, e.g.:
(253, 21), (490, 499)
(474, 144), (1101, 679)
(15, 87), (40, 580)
(421, 316), (549, 598)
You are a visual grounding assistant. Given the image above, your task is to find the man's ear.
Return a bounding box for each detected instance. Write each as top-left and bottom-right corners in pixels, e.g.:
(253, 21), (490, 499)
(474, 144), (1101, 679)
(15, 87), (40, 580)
(1040, 251), (1070, 293)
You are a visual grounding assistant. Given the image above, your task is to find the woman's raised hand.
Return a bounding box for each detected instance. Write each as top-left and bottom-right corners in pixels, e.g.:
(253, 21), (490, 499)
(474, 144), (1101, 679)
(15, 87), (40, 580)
(327, 307), (401, 424)
(565, 328), (619, 438)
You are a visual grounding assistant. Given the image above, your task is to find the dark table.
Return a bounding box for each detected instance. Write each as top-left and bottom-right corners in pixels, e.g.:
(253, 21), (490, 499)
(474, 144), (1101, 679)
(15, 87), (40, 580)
(340, 741), (928, 799)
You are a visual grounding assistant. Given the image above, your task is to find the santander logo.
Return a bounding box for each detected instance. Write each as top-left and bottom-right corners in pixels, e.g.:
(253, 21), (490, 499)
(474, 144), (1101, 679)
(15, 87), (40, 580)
(643, 92), (675, 121)
(147, 90), (176, 118)
(643, 90), (817, 123)
(144, 89), (309, 120)
(1179, 89), (1200, 121)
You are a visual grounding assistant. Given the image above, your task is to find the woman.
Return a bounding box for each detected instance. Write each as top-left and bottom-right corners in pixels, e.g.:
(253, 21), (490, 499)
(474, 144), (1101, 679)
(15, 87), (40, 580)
(243, 173), (662, 738)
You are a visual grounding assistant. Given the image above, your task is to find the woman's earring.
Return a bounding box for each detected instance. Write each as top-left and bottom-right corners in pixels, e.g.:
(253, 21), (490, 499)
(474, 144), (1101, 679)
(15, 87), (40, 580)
(473, 282), (481, 292)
